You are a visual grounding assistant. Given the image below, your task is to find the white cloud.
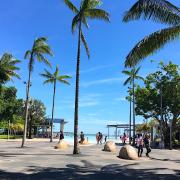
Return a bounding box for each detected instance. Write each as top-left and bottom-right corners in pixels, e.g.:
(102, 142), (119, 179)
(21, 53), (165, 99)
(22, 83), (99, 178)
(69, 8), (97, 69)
(68, 64), (118, 76)
(81, 77), (125, 88)
(114, 97), (126, 102)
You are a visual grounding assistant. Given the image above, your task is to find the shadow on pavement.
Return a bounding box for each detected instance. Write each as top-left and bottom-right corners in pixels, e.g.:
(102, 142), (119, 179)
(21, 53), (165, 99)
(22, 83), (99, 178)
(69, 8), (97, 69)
(0, 160), (179, 180)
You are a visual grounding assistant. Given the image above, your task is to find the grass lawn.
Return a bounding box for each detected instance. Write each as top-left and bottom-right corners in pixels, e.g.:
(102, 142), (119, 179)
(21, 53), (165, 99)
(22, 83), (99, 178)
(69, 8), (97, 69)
(0, 134), (22, 139)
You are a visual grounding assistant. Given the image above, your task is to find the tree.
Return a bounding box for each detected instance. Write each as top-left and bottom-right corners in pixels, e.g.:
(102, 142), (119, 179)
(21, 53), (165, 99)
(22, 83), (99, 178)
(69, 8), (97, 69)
(22, 37), (53, 147)
(27, 99), (46, 139)
(135, 62), (180, 147)
(0, 86), (24, 138)
(0, 53), (20, 85)
(123, 0), (180, 67)
(40, 66), (71, 142)
(125, 92), (132, 144)
(122, 67), (143, 145)
(64, 0), (110, 154)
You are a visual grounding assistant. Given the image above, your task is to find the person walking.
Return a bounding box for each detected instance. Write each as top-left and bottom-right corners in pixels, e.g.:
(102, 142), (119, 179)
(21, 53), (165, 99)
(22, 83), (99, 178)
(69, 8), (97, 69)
(59, 131), (64, 142)
(104, 136), (107, 143)
(80, 131), (85, 143)
(144, 134), (151, 157)
(137, 134), (143, 157)
(123, 133), (127, 145)
(99, 132), (103, 144)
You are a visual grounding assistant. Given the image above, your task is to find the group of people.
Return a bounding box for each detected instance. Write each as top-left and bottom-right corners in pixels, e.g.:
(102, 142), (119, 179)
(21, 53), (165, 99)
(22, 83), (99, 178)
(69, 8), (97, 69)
(136, 134), (151, 157)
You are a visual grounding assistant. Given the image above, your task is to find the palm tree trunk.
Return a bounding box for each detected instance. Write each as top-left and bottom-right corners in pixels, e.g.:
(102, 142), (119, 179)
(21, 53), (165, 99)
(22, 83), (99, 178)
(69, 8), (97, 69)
(132, 77), (136, 146)
(21, 59), (32, 147)
(50, 80), (56, 142)
(73, 21), (82, 154)
(28, 115), (32, 139)
(129, 96), (132, 145)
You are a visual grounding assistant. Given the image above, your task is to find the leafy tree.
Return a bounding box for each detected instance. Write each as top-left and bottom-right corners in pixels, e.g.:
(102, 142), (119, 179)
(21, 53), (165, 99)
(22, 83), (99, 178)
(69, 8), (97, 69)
(123, 0), (180, 67)
(40, 66), (71, 142)
(135, 62), (180, 147)
(22, 37), (53, 147)
(27, 99), (47, 139)
(122, 67), (143, 145)
(0, 86), (24, 138)
(64, 0), (110, 154)
(0, 53), (20, 85)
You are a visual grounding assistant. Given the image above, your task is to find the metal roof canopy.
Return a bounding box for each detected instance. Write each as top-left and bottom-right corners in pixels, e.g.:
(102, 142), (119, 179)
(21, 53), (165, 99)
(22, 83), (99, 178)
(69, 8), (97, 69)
(47, 118), (68, 124)
(107, 123), (140, 139)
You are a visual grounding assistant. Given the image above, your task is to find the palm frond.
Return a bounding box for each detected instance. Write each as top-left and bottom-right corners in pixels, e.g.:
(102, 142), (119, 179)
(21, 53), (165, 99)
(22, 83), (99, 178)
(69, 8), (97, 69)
(122, 70), (132, 76)
(136, 75), (144, 81)
(72, 14), (80, 33)
(24, 50), (31, 59)
(123, 0), (180, 26)
(85, 9), (110, 22)
(124, 77), (132, 86)
(57, 77), (70, 85)
(59, 75), (72, 79)
(82, 17), (89, 29)
(43, 79), (55, 85)
(40, 69), (53, 79)
(135, 66), (141, 75)
(64, 0), (79, 13)
(81, 31), (90, 59)
(36, 53), (51, 68)
(125, 25), (180, 67)
(54, 66), (59, 77)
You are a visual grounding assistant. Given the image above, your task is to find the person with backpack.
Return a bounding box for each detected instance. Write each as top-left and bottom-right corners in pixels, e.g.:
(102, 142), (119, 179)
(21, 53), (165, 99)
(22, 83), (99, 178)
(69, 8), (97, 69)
(144, 134), (151, 157)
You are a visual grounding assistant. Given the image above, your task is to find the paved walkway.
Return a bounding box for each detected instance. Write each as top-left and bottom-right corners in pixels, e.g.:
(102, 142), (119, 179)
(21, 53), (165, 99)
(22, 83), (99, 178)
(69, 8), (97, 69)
(0, 140), (179, 179)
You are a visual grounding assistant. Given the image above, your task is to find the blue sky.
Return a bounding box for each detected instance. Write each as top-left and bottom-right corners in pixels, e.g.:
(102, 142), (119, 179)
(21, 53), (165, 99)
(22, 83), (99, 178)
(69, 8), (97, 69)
(1, 0), (179, 135)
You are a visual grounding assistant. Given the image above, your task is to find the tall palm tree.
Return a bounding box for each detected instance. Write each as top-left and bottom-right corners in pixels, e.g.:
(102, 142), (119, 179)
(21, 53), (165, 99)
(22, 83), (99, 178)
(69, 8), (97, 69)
(21, 37), (53, 147)
(122, 67), (143, 145)
(123, 0), (180, 67)
(40, 66), (71, 142)
(0, 53), (20, 85)
(125, 89), (132, 145)
(64, 0), (110, 154)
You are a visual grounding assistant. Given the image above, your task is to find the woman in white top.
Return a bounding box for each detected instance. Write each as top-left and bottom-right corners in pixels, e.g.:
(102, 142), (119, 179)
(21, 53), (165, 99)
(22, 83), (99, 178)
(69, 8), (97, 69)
(136, 134), (143, 157)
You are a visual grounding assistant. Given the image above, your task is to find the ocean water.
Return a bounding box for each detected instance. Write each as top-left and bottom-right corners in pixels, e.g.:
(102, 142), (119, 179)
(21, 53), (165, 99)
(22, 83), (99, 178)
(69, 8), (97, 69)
(54, 133), (121, 144)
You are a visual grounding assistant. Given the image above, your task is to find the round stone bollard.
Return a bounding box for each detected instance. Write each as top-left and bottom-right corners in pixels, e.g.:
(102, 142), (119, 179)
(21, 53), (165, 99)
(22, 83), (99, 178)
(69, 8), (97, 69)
(103, 141), (117, 152)
(119, 145), (138, 160)
(79, 139), (89, 145)
(54, 140), (69, 149)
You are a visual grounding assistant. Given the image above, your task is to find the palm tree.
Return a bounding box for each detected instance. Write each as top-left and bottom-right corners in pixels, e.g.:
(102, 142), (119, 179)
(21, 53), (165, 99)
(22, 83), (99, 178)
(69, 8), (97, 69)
(122, 67), (144, 145)
(125, 89), (132, 145)
(21, 37), (53, 147)
(0, 53), (20, 85)
(64, 0), (110, 154)
(40, 66), (71, 142)
(123, 0), (180, 67)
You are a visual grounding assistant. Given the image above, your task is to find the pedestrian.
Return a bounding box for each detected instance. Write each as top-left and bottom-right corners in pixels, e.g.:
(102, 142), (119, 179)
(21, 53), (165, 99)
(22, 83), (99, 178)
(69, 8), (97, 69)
(96, 132), (99, 144)
(99, 132), (103, 144)
(144, 134), (151, 157)
(80, 131), (85, 143)
(104, 136), (107, 143)
(59, 131), (64, 142)
(137, 134), (143, 157)
(123, 133), (127, 145)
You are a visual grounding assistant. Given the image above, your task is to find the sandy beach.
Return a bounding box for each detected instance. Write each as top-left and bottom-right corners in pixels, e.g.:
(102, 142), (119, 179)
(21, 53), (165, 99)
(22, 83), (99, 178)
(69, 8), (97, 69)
(0, 139), (179, 180)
